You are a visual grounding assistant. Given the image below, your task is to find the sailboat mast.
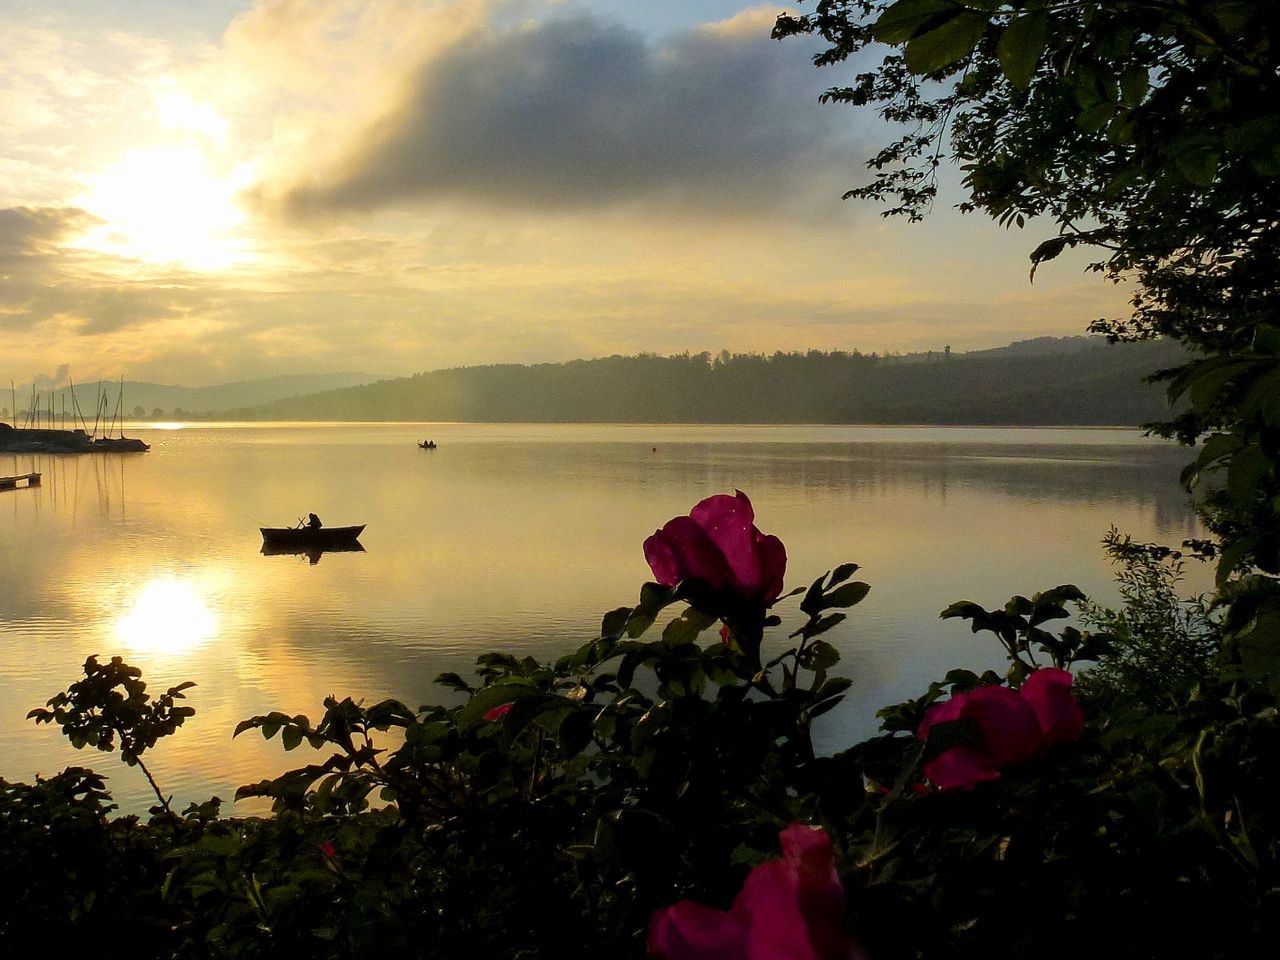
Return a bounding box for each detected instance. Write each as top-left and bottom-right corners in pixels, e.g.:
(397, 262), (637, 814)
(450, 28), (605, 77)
(111, 374), (124, 438)
(68, 375), (89, 432)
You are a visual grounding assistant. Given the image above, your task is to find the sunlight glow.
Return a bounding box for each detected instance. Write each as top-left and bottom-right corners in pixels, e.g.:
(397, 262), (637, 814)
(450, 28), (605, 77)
(77, 144), (253, 271)
(115, 576), (218, 656)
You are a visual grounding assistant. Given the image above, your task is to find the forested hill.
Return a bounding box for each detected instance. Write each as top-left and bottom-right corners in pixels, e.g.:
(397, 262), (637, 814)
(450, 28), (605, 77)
(230, 338), (1186, 426)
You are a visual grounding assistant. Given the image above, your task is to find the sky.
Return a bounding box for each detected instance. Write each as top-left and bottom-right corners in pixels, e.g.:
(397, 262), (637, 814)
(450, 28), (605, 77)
(0, 0), (1134, 388)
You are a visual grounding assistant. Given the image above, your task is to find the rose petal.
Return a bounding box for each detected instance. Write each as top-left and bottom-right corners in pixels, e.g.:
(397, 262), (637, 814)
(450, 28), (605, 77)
(753, 532), (788, 607)
(916, 691), (966, 741)
(922, 745), (1004, 790)
(780, 824), (847, 960)
(648, 900), (749, 960)
(643, 531), (683, 587)
(650, 824), (850, 960)
(957, 685), (1043, 768)
(919, 684), (1043, 789)
(690, 491), (764, 595)
(1019, 668), (1084, 747)
(735, 825), (846, 960)
(645, 516), (735, 590)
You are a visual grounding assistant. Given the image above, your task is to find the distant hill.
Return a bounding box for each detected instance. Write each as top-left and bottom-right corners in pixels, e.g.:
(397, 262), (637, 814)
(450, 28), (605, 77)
(222, 337), (1188, 426)
(12, 372), (384, 419)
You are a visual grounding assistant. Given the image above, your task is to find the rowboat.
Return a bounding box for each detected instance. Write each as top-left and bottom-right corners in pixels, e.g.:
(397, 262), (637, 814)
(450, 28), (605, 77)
(259, 524), (365, 549)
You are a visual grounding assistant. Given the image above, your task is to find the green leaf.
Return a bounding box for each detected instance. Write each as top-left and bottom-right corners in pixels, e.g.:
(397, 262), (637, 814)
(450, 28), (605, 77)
(1028, 235), (1069, 281)
(662, 608), (717, 647)
(601, 606), (632, 640)
(434, 671), (472, 693)
(800, 573), (827, 616)
(829, 562), (861, 586)
(997, 11), (1046, 89)
(821, 580), (871, 611)
(904, 10), (988, 75)
(1120, 65), (1149, 106)
(1187, 360), (1247, 413)
(627, 582), (679, 637)
(873, 0), (961, 45)
(1076, 102), (1114, 133)
(1240, 368), (1280, 425)
(500, 694), (575, 745)
(803, 639), (841, 672)
(1176, 149), (1220, 187)
(940, 600), (986, 620)
(1227, 444), (1271, 508)
(1254, 325), (1280, 354)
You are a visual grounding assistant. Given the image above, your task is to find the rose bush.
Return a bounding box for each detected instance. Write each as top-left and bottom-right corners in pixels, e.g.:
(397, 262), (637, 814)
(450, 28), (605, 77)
(648, 823), (859, 960)
(917, 668), (1084, 790)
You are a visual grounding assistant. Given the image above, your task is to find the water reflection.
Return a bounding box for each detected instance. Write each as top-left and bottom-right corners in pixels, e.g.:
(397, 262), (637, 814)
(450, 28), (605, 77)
(115, 577), (218, 656)
(0, 423), (1204, 813)
(260, 542), (366, 564)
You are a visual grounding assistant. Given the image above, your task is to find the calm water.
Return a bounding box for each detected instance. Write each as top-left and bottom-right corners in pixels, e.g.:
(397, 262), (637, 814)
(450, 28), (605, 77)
(0, 423), (1202, 813)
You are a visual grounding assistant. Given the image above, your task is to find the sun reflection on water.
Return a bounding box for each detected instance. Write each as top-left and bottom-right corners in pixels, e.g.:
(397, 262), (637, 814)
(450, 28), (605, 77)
(115, 577), (218, 656)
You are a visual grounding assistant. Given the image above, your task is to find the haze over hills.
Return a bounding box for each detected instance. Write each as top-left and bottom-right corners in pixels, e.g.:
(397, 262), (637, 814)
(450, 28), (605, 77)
(5, 372), (383, 421)
(217, 336), (1186, 426)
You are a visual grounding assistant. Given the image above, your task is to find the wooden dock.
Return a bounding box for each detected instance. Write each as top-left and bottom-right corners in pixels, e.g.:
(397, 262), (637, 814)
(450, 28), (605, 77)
(0, 472), (40, 491)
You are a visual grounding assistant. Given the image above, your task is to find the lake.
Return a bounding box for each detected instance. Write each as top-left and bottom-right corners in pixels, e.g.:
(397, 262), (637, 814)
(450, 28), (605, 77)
(0, 422), (1203, 813)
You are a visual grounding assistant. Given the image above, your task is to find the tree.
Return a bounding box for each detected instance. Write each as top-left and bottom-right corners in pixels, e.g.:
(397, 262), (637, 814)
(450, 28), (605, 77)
(774, 0), (1280, 679)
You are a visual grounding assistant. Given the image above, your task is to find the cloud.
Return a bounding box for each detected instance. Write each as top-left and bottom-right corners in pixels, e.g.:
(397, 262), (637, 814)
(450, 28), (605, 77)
(0, 205), (206, 338)
(0, 205), (97, 260)
(276, 13), (856, 217)
(33, 363), (71, 390)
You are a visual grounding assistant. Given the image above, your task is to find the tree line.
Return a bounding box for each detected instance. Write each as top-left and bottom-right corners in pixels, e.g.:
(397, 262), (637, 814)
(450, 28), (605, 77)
(229, 339), (1183, 425)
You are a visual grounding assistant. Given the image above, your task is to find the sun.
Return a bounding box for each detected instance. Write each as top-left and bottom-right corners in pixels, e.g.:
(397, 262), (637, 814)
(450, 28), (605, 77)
(76, 144), (253, 271)
(115, 576), (219, 656)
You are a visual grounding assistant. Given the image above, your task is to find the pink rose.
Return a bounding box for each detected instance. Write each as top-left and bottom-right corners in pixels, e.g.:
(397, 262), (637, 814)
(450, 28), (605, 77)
(318, 841), (336, 859)
(917, 668), (1084, 790)
(643, 491), (787, 611)
(648, 823), (860, 960)
(483, 702), (513, 722)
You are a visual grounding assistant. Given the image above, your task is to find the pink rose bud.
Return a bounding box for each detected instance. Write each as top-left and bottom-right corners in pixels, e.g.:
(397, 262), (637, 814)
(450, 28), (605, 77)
(483, 702), (513, 722)
(643, 491), (787, 610)
(648, 823), (860, 960)
(917, 668), (1084, 790)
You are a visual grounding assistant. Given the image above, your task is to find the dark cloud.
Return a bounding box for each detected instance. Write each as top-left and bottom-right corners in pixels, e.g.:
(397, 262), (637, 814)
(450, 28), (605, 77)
(282, 16), (859, 216)
(0, 205), (199, 335)
(0, 206), (98, 262)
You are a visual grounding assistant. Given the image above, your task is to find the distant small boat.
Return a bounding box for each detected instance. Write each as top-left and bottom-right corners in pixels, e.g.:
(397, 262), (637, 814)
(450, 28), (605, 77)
(419, 440), (437, 449)
(259, 524), (365, 549)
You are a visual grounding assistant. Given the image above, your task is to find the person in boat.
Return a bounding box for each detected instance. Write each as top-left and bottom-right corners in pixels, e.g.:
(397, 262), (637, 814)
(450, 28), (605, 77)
(306, 512), (323, 530)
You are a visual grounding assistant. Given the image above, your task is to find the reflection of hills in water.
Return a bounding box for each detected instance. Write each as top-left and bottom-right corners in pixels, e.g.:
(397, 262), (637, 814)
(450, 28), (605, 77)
(456, 438), (1199, 540)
